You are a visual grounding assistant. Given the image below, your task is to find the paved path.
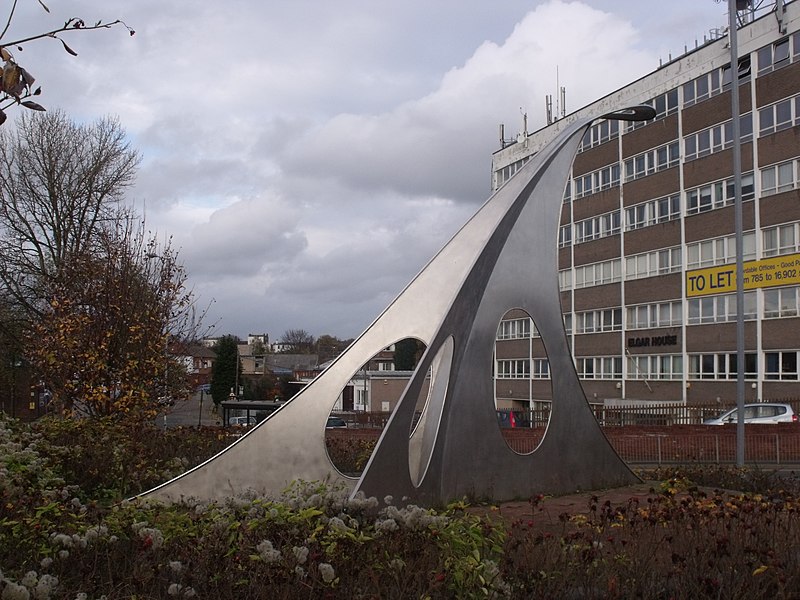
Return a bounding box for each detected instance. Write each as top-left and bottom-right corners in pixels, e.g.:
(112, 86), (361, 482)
(156, 391), (222, 428)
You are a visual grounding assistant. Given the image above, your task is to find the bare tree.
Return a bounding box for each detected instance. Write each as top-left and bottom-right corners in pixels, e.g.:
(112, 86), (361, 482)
(0, 1), (134, 124)
(0, 110), (140, 319)
(281, 329), (315, 354)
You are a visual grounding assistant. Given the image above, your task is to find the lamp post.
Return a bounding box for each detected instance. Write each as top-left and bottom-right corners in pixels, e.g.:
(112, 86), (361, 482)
(234, 343), (240, 399)
(729, 0), (746, 467)
(198, 386), (204, 427)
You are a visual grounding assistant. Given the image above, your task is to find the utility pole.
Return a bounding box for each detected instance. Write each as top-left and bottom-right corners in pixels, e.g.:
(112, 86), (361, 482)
(728, 0), (746, 467)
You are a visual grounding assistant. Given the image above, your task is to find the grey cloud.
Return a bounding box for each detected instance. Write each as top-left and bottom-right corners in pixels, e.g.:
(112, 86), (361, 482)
(181, 195), (308, 279)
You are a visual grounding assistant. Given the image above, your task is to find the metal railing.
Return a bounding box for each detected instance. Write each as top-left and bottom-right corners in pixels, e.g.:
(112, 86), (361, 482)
(331, 406), (800, 466)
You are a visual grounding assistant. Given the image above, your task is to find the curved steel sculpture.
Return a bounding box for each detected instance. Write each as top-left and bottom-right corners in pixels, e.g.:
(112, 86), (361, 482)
(143, 105), (655, 506)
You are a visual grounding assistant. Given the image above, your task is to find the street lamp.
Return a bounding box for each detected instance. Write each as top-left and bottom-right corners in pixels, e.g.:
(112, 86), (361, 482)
(728, 0), (746, 467)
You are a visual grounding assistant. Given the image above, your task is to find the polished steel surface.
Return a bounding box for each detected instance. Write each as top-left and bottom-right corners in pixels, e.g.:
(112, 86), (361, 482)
(142, 106), (653, 506)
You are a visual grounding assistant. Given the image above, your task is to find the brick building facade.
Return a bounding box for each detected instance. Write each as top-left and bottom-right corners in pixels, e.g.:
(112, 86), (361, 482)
(491, 3), (800, 412)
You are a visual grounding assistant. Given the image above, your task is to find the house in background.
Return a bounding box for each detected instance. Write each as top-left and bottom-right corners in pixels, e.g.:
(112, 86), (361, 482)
(291, 344), (429, 413)
(173, 343), (216, 387)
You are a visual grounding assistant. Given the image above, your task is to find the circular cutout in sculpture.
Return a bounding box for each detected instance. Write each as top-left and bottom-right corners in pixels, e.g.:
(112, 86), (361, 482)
(324, 338), (427, 477)
(493, 309), (552, 455)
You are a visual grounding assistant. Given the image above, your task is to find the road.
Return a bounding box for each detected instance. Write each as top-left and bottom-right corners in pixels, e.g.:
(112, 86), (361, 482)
(156, 390), (222, 428)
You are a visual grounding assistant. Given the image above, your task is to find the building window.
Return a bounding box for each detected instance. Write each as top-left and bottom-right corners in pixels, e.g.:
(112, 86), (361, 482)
(496, 359), (530, 379)
(627, 354), (683, 380)
(558, 224), (572, 248)
(625, 247), (681, 280)
(758, 95), (800, 136)
(687, 291), (757, 325)
(623, 142), (680, 182)
(577, 356), (622, 379)
(563, 313), (572, 335)
(684, 114), (752, 161)
(532, 358), (550, 379)
(765, 351), (799, 380)
(763, 286), (800, 318)
(625, 89), (679, 132)
(576, 308), (622, 334)
(624, 193), (681, 230)
(559, 269), (572, 291)
(495, 156), (530, 188)
(763, 222), (800, 257)
(496, 318), (531, 340)
(683, 57), (750, 108)
(757, 37), (792, 75)
(579, 119), (619, 152)
(574, 210), (621, 244)
(573, 163), (621, 199)
(685, 172), (755, 215)
(689, 353), (757, 379)
(760, 159), (798, 197)
(686, 231), (756, 270)
(574, 259), (622, 289)
(626, 300), (682, 329)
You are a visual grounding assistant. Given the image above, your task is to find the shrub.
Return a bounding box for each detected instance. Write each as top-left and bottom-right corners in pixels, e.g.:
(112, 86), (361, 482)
(3, 415), (800, 599)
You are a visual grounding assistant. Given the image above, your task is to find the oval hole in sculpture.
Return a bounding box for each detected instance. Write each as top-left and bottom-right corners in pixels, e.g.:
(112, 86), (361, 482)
(408, 336), (454, 487)
(494, 308), (552, 455)
(324, 338), (427, 477)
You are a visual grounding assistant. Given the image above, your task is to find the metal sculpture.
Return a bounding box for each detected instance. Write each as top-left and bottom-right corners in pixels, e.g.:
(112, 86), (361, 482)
(143, 105), (655, 506)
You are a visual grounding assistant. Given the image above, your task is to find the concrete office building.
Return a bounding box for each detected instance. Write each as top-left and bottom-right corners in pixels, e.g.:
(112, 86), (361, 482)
(491, 2), (800, 413)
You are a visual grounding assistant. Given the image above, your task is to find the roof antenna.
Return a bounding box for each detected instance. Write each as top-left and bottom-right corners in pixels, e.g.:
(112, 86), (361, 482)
(518, 107), (529, 146)
(545, 66), (567, 124)
(557, 65), (566, 118)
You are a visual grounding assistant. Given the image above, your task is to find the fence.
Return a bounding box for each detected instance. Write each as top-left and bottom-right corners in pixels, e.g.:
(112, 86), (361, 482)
(489, 425), (800, 465)
(336, 399), (800, 430)
(608, 428), (800, 465)
(495, 398), (800, 428)
(330, 416), (800, 466)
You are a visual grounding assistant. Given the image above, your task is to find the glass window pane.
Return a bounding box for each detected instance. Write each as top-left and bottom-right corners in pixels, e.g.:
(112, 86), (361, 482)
(781, 352), (797, 378)
(684, 81), (695, 104)
(757, 46), (772, 72)
(776, 99), (792, 127)
(760, 106), (774, 133)
(774, 38), (790, 64)
(696, 75), (709, 98)
(762, 167), (776, 192)
(764, 289), (780, 316)
(778, 162), (794, 189)
(744, 354), (756, 378)
(688, 299), (699, 323)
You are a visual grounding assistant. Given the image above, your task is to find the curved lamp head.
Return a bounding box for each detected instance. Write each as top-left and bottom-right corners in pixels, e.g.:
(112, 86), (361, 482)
(601, 105), (657, 122)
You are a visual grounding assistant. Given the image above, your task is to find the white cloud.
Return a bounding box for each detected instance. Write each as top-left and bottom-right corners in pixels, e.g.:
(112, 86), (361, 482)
(278, 1), (655, 204)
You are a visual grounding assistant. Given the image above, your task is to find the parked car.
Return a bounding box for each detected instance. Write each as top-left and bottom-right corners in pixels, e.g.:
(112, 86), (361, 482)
(325, 416), (348, 429)
(228, 415), (258, 427)
(703, 403), (798, 425)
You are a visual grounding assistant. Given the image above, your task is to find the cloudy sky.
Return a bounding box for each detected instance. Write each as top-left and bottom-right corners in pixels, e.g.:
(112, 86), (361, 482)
(7, 0), (731, 341)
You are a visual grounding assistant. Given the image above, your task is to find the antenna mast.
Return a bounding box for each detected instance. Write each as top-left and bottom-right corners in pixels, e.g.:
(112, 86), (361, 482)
(545, 66), (567, 124)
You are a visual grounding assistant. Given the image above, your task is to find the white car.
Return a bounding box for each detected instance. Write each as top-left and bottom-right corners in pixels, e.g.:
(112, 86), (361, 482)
(703, 403), (798, 425)
(228, 416), (257, 427)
